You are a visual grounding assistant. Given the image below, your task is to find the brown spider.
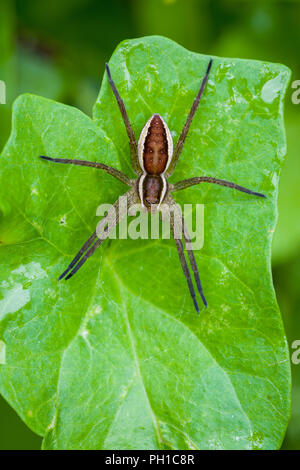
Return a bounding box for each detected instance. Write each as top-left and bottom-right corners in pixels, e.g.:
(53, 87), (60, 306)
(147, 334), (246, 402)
(40, 59), (266, 313)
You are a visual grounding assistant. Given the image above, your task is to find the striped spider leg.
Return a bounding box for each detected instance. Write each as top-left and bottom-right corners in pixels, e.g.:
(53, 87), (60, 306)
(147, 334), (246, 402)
(57, 189), (138, 281)
(161, 198), (206, 314)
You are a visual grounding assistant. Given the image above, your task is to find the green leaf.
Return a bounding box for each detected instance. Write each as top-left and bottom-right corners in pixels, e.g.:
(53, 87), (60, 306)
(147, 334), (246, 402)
(272, 111), (300, 264)
(0, 36), (291, 450)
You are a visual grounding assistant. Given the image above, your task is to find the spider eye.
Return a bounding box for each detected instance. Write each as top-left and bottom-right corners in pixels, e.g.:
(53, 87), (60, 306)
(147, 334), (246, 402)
(149, 149), (153, 153)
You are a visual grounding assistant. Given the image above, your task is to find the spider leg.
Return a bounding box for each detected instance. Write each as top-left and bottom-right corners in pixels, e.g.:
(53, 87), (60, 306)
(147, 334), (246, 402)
(172, 176), (266, 198)
(58, 230), (97, 281)
(40, 156), (132, 187)
(64, 235), (106, 280)
(105, 63), (141, 175)
(59, 189), (136, 281)
(181, 217), (207, 308)
(168, 210), (200, 314)
(167, 58), (213, 177)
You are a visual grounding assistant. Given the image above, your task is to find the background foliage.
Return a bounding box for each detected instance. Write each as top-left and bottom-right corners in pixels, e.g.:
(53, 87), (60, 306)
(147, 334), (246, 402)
(0, 0), (299, 450)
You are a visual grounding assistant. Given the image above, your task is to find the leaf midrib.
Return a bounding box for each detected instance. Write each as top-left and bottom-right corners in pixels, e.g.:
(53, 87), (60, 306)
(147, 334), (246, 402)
(108, 258), (254, 449)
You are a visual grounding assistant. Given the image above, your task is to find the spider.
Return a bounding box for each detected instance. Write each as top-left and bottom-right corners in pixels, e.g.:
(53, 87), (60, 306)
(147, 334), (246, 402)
(40, 59), (266, 313)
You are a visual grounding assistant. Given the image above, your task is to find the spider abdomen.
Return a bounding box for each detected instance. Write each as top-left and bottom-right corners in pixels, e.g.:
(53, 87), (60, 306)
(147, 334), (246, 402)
(143, 114), (168, 175)
(138, 113), (173, 176)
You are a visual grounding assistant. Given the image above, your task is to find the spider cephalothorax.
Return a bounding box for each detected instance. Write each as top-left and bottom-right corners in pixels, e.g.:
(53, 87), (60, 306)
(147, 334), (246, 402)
(40, 59), (266, 313)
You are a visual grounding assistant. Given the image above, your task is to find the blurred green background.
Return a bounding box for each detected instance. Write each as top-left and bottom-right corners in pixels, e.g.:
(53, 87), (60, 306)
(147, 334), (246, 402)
(0, 0), (299, 450)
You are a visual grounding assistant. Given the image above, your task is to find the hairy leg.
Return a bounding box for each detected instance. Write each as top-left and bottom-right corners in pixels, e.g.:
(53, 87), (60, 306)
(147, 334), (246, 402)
(58, 230), (97, 281)
(105, 63), (141, 175)
(172, 176), (266, 198)
(40, 155), (133, 187)
(170, 214), (200, 314)
(181, 217), (207, 307)
(167, 59), (213, 177)
(59, 189), (137, 280)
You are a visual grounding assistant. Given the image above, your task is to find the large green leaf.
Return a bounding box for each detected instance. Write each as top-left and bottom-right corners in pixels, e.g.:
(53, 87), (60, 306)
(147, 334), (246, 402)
(0, 36), (291, 449)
